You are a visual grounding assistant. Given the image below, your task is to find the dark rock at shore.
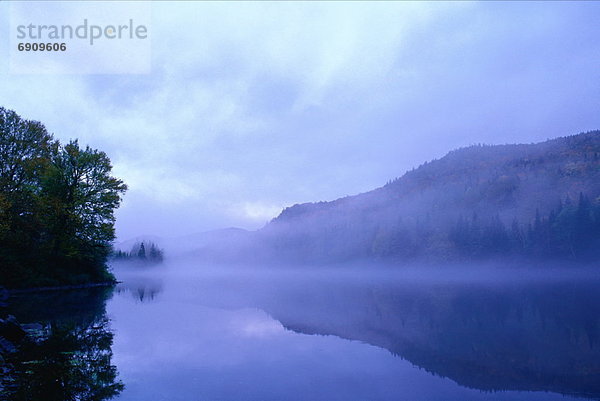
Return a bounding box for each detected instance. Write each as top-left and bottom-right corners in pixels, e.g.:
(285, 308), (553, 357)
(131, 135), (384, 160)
(0, 336), (16, 354)
(0, 315), (27, 343)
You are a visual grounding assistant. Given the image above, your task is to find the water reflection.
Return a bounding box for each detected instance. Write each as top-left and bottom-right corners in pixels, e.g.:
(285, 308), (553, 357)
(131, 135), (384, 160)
(1, 287), (123, 401)
(268, 280), (600, 399)
(164, 268), (600, 400)
(115, 280), (162, 303)
(4, 267), (600, 401)
(114, 265), (164, 303)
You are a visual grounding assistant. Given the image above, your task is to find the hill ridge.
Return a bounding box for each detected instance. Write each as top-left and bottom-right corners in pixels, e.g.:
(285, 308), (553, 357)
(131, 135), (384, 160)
(259, 130), (600, 264)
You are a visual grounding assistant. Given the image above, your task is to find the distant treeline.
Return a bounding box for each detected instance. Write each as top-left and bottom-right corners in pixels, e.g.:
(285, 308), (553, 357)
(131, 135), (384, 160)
(450, 193), (599, 260)
(366, 194), (600, 262)
(0, 108), (127, 288)
(260, 193), (600, 266)
(112, 241), (164, 264)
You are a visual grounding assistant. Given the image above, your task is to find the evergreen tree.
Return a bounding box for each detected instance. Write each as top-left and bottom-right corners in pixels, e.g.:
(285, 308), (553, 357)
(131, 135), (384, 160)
(149, 243), (164, 262)
(137, 242), (146, 259)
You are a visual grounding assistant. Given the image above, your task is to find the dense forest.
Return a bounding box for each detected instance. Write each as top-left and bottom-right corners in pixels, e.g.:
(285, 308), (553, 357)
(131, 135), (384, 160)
(450, 193), (599, 260)
(251, 131), (600, 264)
(0, 108), (127, 288)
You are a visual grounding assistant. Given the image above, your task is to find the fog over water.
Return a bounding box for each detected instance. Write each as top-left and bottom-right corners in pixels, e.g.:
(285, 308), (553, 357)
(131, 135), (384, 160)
(5, 258), (599, 400)
(97, 261), (600, 401)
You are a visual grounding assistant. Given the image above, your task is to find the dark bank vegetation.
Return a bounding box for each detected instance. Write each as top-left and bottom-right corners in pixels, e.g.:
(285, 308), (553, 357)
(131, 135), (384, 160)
(0, 107), (127, 288)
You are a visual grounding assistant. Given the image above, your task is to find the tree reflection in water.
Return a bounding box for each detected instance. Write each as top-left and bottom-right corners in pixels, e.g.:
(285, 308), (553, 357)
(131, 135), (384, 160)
(1, 287), (123, 401)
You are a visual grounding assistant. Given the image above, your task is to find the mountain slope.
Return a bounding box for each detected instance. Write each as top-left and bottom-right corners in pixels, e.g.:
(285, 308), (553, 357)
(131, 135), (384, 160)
(257, 131), (600, 264)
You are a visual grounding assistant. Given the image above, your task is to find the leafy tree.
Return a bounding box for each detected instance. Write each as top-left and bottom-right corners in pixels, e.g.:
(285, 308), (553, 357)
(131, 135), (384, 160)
(40, 140), (127, 279)
(0, 108), (56, 285)
(0, 108), (126, 288)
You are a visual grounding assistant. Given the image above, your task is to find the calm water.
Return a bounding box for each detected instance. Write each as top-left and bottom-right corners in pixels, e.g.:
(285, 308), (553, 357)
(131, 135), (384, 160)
(4, 263), (600, 400)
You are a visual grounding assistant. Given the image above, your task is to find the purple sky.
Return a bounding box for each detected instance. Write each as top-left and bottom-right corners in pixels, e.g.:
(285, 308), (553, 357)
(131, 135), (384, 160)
(1, 1), (599, 240)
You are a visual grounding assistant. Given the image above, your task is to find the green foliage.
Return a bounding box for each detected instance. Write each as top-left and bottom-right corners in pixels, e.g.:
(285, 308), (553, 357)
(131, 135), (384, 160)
(0, 107), (127, 288)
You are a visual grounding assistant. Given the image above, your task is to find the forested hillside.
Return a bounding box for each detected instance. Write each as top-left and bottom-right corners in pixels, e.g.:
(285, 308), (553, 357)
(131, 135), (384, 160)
(258, 131), (600, 264)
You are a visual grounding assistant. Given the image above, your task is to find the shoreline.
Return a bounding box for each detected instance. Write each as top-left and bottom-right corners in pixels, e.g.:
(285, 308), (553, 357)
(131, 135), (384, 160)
(5, 281), (119, 296)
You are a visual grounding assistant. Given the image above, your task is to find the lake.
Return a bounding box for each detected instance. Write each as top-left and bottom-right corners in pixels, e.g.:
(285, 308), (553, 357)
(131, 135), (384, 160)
(4, 263), (600, 400)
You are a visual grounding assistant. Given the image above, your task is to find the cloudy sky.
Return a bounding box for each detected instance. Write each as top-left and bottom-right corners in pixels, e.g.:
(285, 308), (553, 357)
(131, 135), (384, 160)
(1, 1), (599, 240)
